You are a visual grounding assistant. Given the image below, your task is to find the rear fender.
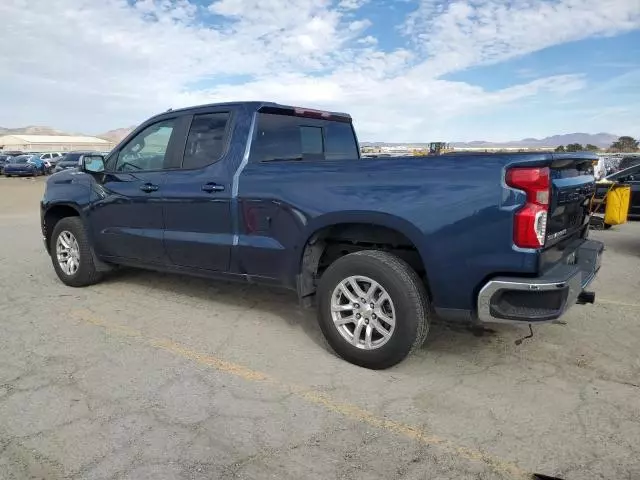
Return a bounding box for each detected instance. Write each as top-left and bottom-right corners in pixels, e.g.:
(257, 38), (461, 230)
(293, 211), (431, 296)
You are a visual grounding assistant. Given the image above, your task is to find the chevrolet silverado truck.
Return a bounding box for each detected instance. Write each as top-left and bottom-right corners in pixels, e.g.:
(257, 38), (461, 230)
(41, 102), (603, 369)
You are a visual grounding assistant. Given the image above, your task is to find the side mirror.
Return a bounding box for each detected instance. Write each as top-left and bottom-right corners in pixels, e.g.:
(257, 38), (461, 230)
(82, 154), (105, 173)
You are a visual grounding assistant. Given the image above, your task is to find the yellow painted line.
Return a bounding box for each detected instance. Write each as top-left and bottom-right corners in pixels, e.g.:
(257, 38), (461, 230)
(598, 298), (640, 309)
(71, 309), (530, 479)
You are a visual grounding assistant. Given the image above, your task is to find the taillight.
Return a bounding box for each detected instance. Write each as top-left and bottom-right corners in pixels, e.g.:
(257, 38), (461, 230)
(506, 167), (550, 248)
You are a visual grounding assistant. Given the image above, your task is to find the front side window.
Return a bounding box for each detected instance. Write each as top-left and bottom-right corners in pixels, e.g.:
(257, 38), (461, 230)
(115, 119), (176, 172)
(182, 113), (230, 169)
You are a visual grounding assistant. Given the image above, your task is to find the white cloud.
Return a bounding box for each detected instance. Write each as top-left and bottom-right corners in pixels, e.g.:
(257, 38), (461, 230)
(405, 0), (640, 76)
(338, 0), (369, 10)
(0, 0), (638, 141)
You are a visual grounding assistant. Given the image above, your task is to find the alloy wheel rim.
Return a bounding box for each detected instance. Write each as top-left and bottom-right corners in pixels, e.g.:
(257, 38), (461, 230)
(56, 230), (80, 276)
(330, 275), (396, 350)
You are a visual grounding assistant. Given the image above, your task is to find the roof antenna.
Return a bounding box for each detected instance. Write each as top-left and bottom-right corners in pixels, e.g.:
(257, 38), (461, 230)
(166, 107), (173, 112)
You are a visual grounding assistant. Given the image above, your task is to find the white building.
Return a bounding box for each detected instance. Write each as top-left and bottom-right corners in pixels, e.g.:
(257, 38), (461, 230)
(0, 134), (113, 153)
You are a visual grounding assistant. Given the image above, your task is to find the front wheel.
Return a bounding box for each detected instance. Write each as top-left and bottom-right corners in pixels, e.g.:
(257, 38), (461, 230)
(50, 217), (103, 287)
(316, 250), (430, 369)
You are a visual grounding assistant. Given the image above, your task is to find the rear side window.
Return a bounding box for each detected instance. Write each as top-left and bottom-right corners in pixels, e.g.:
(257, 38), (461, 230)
(250, 113), (358, 162)
(182, 113), (230, 169)
(324, 121), (359, 160)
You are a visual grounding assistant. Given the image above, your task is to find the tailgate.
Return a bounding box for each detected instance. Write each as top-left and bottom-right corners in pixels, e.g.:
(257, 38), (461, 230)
(542, 156), (595, 269)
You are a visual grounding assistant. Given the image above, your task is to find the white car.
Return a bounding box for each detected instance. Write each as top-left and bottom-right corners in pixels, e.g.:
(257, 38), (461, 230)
(31, 152), (65, 172)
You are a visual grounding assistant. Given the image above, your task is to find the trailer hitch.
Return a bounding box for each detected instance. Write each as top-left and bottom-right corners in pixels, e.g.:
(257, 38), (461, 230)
(577, 290), (595, 305)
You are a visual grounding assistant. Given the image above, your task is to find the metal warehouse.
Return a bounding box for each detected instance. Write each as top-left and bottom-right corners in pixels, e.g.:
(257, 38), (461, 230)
(0, 134), (114, 153)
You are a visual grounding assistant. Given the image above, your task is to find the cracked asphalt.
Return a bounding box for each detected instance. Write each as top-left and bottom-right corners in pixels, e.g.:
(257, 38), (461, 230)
(1, 176), (639, 480)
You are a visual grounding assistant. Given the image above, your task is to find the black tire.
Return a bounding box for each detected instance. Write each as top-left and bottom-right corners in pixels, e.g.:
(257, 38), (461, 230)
(50, 217), (103, 287)
(590, 216), (605, 230)
(316, 250), (429, 369)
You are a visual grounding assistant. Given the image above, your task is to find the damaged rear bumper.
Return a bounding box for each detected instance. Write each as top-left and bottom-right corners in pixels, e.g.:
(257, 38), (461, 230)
(477, 239), (604, 324)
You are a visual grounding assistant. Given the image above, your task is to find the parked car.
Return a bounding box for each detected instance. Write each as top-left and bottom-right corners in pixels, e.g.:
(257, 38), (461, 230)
(616, 156), (640, 172)
(52, 152), (95, 173)
(0, 155), (12, 174)
(32, 152), (64, 171)
(4, 155), (41, 176)
(601, 164), (640, 218)
(28, 155), (49, 175)
(0, 151), (24, 173)
(40, 101), (603, 369)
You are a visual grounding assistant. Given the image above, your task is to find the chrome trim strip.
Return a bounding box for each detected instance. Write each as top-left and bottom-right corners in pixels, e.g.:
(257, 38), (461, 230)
(231, 112), (257, 247)
(232, 112), (257, 199)
(477, 274), (582, 324)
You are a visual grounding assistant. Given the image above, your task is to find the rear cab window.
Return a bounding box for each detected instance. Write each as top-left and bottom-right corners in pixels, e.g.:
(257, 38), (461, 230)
(249, 107), (359, 162)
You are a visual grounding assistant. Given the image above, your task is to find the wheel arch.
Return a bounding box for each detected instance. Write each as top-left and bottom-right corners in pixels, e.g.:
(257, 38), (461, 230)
(42, 203), (83, 253)
(295, 211), (431, 301)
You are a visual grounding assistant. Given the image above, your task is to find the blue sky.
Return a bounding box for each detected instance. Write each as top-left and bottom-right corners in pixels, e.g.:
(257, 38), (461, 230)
(1, 0), (639, 142)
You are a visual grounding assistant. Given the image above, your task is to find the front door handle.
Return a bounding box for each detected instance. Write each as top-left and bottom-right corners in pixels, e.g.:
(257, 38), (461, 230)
(202, 183), (225, 193)
(140, 183), (159, 193)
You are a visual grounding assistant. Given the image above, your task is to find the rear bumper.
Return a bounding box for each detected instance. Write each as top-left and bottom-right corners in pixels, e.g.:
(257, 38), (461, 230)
(4, 169), (36, 175)
(477, 239), (604, 324)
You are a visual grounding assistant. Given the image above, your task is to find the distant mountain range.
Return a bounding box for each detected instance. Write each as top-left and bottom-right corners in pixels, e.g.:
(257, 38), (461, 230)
(364, 133), (620, 149)
(0, 125), (135, 142)
(0, 126), (622, 148)
(451, 133), (618, 149)
(98, 127), (136, 143)
(0, 125), (70, 136)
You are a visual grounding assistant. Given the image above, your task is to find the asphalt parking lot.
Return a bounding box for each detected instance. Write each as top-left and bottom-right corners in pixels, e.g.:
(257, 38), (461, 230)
(1, 176), (639, 480)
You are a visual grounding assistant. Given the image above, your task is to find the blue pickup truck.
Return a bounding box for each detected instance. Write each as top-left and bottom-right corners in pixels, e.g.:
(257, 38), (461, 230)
(41, 101), (603, 369)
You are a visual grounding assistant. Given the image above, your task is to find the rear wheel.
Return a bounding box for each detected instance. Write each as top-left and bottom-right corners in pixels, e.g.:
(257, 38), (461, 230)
(50, 217), (103, 287)
(317, 250), (429, 369)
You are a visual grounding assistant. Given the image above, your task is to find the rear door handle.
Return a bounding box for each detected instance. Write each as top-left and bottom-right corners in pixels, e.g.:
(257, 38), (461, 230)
(202, 183), (225, 193)
(140, 183), (159, 193)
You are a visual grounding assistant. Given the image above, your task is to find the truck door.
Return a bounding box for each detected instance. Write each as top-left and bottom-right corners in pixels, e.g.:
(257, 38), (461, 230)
(88, 118), (182, 264)
(161, 111), (235, 271)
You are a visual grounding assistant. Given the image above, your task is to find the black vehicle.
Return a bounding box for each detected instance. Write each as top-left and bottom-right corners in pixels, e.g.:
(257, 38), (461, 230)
(53, 152), (95, 173)
(617, 156), (640, 172)
(603, 164), (640, 218)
